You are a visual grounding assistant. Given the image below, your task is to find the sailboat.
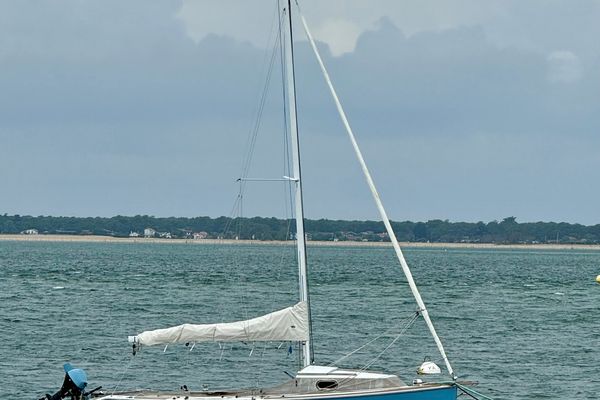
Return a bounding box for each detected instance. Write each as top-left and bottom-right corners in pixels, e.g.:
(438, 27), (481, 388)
(42, 1), (491, 400)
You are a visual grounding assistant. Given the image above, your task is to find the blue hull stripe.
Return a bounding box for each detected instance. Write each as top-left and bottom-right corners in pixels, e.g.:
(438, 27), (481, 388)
(308, 386), (457, 400)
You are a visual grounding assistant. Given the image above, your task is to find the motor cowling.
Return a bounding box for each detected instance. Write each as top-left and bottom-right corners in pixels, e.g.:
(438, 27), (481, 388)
(41, 363), (88, 400)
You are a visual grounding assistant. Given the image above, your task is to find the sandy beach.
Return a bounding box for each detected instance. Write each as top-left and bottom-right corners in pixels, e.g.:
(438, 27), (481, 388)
(1, 234), (599, 250)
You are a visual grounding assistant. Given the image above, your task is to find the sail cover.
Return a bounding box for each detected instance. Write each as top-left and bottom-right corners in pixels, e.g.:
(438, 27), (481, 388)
(129, 302), (309, 346)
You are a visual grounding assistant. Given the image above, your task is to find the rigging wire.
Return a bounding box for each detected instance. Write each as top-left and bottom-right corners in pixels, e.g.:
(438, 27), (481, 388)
(203, 4), (285, 369)
(331, 312), (420, 391)
(213, 1), (299, 381)
(326, 312), (420, 390)
(293, 0), (455, 376)
(359, 312), (420, 372)
(453, 382), (496, 400)
(265, 0), (297, 312)
(279, 0), (295, 229)
(220, 0), (299, 328)
(221, 6), (285, 240)
(328, 311), (420, 367)
(111, 355), (135, 395)
(220, 4), (284, 321)
(252, 341), (270, 388)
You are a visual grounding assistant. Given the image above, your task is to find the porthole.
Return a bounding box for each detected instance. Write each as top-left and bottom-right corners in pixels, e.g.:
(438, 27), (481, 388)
(316, 380), (338, 390)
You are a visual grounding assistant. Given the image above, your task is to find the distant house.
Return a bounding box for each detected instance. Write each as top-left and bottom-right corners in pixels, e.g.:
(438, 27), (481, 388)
(144, 228), (156, 238)
(159, 232), (172, 239)
(129, 231), (140, 237)
(21, 228), (39, 235)
(193, 231), (208, 240)
(342, 231), (359, 241)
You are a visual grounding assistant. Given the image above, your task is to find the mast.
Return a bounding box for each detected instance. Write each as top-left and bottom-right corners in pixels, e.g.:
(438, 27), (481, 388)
(295, 3), (455, 378)
(284, 0), (312, 368)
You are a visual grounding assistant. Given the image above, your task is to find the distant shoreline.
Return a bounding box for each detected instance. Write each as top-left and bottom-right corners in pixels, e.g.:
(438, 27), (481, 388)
(1, 234), (600, 251)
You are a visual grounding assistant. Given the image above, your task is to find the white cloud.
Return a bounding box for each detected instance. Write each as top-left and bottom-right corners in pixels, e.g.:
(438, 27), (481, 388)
(175, 1), (280, 47)
(311, 18), (362, 56)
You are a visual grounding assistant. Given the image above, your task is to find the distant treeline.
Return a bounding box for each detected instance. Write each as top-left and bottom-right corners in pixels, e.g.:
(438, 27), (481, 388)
(2, 214), (600, 244)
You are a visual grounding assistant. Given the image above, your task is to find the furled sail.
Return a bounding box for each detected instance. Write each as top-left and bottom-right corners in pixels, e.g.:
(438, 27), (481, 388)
(128, 302), (309, 346)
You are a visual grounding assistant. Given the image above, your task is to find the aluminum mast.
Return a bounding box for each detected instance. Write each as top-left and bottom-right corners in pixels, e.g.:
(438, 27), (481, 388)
(284, 0), (312, 367)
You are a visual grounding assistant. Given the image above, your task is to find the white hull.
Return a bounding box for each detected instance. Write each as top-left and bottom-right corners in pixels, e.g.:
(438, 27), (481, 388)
(97, 384), (456, 400)
(95, 366), (457, 400)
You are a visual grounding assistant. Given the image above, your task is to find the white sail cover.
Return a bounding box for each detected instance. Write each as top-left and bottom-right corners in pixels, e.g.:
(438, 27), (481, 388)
(129, 302), (309, 346)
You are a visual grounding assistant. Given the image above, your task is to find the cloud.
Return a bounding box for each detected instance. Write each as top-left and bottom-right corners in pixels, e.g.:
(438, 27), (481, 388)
(174, 1), (600, 64)
(176, 0), (275, 47)
(0, 1), (599, 223)
(311, 18), (362, 56)
(547, 51), (582, 83)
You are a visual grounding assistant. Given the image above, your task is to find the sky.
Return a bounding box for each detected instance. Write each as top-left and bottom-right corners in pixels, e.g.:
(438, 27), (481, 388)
(1, 0), (599, 224)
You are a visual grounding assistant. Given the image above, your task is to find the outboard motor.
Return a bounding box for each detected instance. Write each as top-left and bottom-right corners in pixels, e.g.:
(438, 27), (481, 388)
(40, 363), (100, 400)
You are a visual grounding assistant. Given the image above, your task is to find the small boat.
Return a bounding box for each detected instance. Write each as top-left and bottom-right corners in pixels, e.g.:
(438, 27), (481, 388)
(41, 1), (491, 400)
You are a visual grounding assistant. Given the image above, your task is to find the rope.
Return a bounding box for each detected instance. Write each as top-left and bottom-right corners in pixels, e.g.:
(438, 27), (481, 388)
(454, 382), (495, 400)
(429, 381), (495, 400)
(111, 355), (134, 395)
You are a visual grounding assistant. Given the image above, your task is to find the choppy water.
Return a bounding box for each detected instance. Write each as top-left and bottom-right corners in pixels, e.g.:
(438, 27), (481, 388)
(1, 241), (599, 399)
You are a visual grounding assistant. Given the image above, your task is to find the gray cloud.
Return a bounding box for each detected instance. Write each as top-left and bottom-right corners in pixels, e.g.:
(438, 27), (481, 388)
(0, 1), (599, 223)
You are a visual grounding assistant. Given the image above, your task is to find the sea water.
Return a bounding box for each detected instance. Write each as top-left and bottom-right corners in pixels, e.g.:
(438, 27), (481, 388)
(0, 241), (598, 399)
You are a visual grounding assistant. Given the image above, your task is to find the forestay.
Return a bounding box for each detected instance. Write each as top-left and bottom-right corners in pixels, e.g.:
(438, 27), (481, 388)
(128, 302), (309, 346)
